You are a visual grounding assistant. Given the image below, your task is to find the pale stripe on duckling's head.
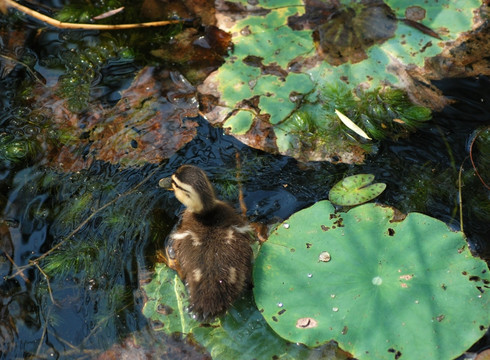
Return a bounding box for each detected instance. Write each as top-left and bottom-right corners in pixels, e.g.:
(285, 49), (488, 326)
(171, 165), (217, 214)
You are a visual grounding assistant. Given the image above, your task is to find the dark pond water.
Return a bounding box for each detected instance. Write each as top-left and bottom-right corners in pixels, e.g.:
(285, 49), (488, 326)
(1, 3), (490, 360)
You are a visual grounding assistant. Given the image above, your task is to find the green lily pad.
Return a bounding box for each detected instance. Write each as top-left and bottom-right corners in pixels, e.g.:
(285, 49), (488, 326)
(254, 201), (490, 360)
(329, 174), (386, 205)
(142, 263), (316, 359)
(142, 263), (199, 335)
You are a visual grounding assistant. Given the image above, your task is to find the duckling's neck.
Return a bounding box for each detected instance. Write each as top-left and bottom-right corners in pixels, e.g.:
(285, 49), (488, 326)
(190, 200), (242, 228)
(186, 197), (217, 214)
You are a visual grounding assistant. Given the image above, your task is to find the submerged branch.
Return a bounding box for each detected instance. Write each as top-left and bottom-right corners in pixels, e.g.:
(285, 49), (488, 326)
(0, 54), (46, 85)
(235, 152), (247, 218)
(458, 159), (466, 234)
(469, 127), (490, 190)
(2, 0), (187, 30)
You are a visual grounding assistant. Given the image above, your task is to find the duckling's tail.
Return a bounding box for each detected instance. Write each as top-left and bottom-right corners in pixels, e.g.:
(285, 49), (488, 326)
(187, 258), (251, 321)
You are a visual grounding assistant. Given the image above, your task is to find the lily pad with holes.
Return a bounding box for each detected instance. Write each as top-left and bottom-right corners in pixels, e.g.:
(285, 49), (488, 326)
(253, 200), (490, 360)
(329, 174), (386, 206)
(142, 263), (318, 359)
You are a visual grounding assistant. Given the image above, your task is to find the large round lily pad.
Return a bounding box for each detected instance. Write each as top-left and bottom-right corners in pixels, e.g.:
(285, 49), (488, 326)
(253, 201), (490, 359)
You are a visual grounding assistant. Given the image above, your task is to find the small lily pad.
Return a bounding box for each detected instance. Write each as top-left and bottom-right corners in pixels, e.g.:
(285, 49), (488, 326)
(329, 174), (386, 205)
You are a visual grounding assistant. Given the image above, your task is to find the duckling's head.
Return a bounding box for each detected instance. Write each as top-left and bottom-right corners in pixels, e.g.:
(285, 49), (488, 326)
(159, 165), (216, 214)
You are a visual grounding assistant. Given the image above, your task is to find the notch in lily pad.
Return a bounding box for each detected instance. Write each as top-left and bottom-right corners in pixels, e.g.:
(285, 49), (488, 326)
(329, 174), (386, 206)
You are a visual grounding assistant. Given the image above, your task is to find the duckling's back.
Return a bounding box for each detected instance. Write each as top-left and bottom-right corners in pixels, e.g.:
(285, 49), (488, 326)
(171, 202), (253, 320)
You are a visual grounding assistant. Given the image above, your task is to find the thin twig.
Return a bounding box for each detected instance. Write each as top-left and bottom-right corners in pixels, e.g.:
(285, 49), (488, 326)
(458, 159), (466, 234)
(35, 263), (58, 305)
(4, 0), (186, 30)
(0, 54), (46, 85)
(92, 6), (124, 20)
(80, 302), (132, 346)
(3, 251), (29, 282)
(8, 166), (162, 282)
(469, 127), (490, 190)
(36, 306), (51, 357)
(52, 333), (78, 351)
(32, 197), (115, 263)
(235, 152), (248, 218)
(32, 166), (161, 264)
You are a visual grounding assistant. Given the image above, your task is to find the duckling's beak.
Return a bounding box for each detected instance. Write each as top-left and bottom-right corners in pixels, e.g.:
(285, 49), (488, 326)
(158, 177), (173, 190)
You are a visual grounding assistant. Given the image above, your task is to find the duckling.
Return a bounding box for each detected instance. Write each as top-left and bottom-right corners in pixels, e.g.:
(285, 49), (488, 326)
(159, 165), (253, 321)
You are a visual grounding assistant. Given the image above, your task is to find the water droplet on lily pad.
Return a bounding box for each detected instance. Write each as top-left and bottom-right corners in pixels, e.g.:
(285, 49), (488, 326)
(329, 174), (386, 206)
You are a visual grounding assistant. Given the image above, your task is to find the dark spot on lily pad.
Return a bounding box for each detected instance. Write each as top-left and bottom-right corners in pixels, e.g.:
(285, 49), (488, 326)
(405, 6), (426, 21)
(315, 2), (397, 65)
(388, 348), (402, 359)
(157, 304), (173, 315)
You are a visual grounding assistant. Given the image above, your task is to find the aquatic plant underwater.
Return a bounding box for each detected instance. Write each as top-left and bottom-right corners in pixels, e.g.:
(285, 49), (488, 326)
(1, 0), (490, 359)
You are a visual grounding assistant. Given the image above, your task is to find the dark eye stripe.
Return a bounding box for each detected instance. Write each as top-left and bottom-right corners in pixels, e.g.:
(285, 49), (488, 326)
(172, 179), (190, 193)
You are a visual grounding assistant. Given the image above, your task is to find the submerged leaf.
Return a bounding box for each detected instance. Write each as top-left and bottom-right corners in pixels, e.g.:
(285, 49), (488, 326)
(22, 66), (198, 171)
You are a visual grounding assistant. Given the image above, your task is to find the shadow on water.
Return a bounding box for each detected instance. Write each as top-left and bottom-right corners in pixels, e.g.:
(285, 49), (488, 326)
(0, 11), (489, 360)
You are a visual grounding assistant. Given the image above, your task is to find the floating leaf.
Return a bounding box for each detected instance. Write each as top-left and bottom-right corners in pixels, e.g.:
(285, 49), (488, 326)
(335, 109), (372, 140)
(254, 201), (490, 359)
(142, 263), (199, 335)
(224, 111), (255, 135)
(329, 174), (386, 205)
(142, 263), (321, 359)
